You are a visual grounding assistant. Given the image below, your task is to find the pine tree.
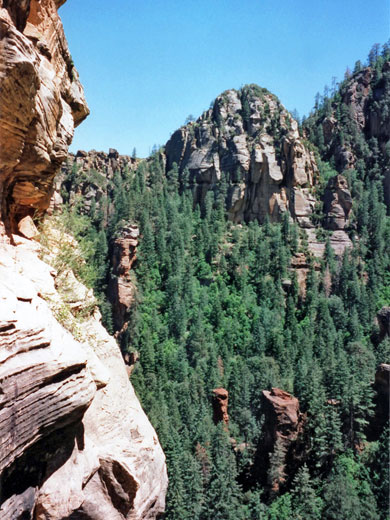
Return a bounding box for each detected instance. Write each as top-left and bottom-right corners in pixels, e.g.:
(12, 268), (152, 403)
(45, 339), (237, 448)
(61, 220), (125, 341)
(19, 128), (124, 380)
(291, 464), (323, 519)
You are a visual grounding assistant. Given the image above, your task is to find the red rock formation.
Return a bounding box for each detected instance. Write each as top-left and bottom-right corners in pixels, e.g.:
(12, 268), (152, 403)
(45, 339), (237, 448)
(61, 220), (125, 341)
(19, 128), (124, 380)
(256, 388), (304, 493)
(108, 224), (139, 335)
(212, 387), (229, 426)
(262, 388), (302, 444)
(0, 0), (89, 234)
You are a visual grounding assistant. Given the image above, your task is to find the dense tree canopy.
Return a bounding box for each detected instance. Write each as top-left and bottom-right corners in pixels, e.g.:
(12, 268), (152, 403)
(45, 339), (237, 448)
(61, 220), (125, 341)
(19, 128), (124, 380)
(60, 45), (390, 519)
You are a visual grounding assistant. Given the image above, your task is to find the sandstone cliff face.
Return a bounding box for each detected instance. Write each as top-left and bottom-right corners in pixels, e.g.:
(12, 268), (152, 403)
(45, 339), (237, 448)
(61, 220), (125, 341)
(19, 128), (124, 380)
(0, 237), (167, 519)
(57, 149), (136, 216)
(165, 85), (318, 226)
(305, 60), (390, 211)
(0, 1), (167, 517)
(323, 174), (353, 230)
(0, 0), (89, 233)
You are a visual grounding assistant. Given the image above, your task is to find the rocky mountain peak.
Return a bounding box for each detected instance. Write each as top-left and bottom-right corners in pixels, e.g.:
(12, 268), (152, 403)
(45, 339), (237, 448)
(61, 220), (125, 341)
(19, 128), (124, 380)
(165, 83), (318, 226)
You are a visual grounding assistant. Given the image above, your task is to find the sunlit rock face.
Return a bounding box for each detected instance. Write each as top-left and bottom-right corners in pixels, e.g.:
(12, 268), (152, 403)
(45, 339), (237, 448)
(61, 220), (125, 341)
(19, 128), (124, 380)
(0, 238), (167, 519)
(0, 0), (89, 233)
(323, 174), (353, 230)
(0, 1), (168, 517)
(165, 85), (318, 226)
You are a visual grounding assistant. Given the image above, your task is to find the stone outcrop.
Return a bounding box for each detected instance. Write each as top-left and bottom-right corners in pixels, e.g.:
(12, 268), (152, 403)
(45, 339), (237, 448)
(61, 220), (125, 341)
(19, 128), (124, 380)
(0, 1), (167, 517)
(54, 149), (137, 220)
(0, 0), (89, 233)
(254, 388), (304, 493)
(212, 387), (229, 426)
(165, 85), (318, 225)
(323, 174), (352, 230)
(108, 224), (139, 336)
(68, 148), (136, 178)
(0, 238), (167, 518)
(377, 306), (390, 340)
(306, 61), (390, 211)
(261, 388), (303, 449)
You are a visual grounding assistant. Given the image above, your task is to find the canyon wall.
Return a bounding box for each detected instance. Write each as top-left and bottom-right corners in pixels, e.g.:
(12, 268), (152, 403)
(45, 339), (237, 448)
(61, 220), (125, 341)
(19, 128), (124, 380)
(165, 85), (319, 227)
(0, 1), (167, 517)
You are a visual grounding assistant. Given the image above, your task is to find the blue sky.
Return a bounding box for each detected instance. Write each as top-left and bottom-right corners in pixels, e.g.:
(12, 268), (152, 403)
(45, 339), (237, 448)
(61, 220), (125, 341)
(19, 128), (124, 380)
(60, 0), (389, 157)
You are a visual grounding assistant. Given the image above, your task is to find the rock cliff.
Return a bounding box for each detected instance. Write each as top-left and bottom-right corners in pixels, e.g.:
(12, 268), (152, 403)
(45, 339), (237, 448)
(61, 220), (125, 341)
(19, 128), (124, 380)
(0, 1), (167, 518)
(212, 388), (229, 426)
(0, 0), (89, 234)
(304, 58), (390, 211)
(323, 174), (353, 230)
(57, 149), (136, 218)
(165, 85), (318, 226)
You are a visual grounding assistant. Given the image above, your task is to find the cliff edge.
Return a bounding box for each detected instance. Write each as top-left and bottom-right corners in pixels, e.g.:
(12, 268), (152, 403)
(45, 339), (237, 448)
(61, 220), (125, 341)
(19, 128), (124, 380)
(0, 1), (167, 518)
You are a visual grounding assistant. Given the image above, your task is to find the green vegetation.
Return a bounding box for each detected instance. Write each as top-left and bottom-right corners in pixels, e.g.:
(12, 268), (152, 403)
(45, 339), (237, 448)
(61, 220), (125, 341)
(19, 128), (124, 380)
(59, 46), (390, 519)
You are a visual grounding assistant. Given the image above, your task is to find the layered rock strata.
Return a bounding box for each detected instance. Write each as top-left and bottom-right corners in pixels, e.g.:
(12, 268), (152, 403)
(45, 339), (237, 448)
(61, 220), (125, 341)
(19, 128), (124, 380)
(0, 0), (89, 233)
(0, 1), (167, 517)
(0, 237), (167, 518)
(165, 86), (318, 225)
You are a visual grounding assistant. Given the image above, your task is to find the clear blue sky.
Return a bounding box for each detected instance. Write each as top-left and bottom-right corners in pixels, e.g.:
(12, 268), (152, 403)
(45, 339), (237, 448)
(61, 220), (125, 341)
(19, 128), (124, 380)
(60, 0), (389, 158)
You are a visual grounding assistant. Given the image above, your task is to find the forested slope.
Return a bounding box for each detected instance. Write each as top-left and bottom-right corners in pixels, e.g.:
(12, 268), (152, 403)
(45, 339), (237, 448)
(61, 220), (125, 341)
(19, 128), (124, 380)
(58, 44), (390, 520)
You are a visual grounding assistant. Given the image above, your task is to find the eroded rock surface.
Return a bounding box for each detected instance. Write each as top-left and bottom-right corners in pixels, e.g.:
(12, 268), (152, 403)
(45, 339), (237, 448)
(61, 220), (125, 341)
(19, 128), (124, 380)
(165, 85), (318, 225)
(255, 388), (304, 493)
(0, 1), (167, 517)
(323, 174), (352, 230)
(0, 235), (167, 519)
(108, 224), (139, 336)
(212, 387), (229, 426)
(0, 0), (89, 232)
